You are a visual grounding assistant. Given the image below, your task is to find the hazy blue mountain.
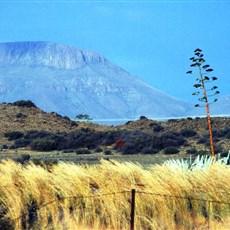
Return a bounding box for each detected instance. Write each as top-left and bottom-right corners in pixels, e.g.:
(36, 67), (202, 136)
(1, 41), (227, 123)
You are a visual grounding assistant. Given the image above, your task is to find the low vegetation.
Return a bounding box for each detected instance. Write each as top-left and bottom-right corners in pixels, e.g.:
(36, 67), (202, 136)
(0, 158), (230, 229)
(2, 123), (229, 157)
(0, 101), (230, 229)
(0, 101), (229, 163)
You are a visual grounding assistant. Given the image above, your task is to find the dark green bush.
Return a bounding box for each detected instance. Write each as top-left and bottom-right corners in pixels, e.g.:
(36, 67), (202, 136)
(180, 129), (197, 138)
(214, 145), (223, 154)
(151, 123), (164, 132)
(70, 121), (78, 127)
(168, 119), (179, 123)
(213, 128), (230, 139)
(62, 149), (75, 153)
(4, 131), (24, 141)
(197, 137), (210, 146)
(95, 147), (103, 153)
(142, 147), (158, 154)
(16, 154), (31, 164)
(63, 116), (70, 121)
(139, 115), (148, 120)
(186, 148), (197, 154)
(104, 150), (112, 155)
(121, 144), (139, 155)
(196, 150), (209, 155)
(13, 138), (30, 148)
(16, 113), (27, 119)
(160, 132), (186, 148)
(75, 148), (91, 154)
(31, 139), (57, 151)
(25, 130), (51, 140)
(12, 100), (37, 108)
(164, 147), (179, 155)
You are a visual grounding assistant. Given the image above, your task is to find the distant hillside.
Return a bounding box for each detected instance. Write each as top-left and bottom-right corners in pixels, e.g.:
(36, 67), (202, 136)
(0, 102), (229, 157)
(0, 41), (194, 121)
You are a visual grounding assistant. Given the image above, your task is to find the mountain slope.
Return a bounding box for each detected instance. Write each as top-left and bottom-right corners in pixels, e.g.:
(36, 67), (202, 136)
(0, 41), (194, 121)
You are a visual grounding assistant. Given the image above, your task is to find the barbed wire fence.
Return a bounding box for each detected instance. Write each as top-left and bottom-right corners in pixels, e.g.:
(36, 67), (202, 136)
(9, 189), (230, 230)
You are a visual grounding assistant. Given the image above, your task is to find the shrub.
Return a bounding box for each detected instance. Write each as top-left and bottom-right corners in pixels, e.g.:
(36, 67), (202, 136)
(16, 113), (27, 119)
(4, 131), (24, 141)
(104, 150), (112, 155)
(164, 147), (179, 155)
(63, 116), (70, 121)
(121, 144), (139, 155)
(151, 123), (164, 132)
(197, 137), (210, 146)
(160, 132), (186, 148)
(70, 121), (78, 127)
(12, 100), (37, 108)
(142, 147), (158, 154)
(16, 154), (31, 164)
(13, 138), (30, 148)
(168, 119), (179, 123)
(31, 139), (57, 151)
(151, 136), (164, 150)
(95, 147), (103, 153)
(196, 150), (209, 155)
(75, 148), (91, 155)
(62, 149), (75, 153)
(180, 129), (197, 138)
(214, 128), (230, 139)
(139, 115), (148, 120)
(50, 112), (63, 118)
(186, 148), (197, 154)
(164, 139), (179, 147)
(214, 145), (223, 154)
(25, 130), (51, 140)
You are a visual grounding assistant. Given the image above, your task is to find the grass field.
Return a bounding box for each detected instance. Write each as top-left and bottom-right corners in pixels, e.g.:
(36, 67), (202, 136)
(0, 148), (195, 166)
(0, 157), (230, 229)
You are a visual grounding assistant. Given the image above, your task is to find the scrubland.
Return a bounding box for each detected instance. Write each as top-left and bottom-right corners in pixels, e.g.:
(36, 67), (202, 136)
(0, 159), (230, 229)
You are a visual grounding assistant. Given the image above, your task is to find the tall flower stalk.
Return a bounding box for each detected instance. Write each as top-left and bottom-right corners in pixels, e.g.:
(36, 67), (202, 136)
(186, 48), (219, 158)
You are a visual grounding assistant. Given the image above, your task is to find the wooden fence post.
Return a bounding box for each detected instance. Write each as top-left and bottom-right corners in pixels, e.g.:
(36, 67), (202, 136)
(130, 189), (136, 230)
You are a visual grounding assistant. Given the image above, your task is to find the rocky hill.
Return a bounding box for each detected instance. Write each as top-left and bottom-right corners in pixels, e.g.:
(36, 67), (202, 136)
(0, 102), (229, 157)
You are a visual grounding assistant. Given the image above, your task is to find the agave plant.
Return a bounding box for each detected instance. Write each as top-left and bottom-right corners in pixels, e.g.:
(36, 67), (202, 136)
(186, 49), (220, 158)
(164, 154), (230, 170)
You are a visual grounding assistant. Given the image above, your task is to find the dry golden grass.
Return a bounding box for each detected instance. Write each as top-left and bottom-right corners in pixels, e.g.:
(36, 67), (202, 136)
(0, 159), (230, 229)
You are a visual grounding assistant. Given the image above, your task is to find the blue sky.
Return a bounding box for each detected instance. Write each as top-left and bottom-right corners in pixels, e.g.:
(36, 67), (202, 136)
(0, 0), (229, 103)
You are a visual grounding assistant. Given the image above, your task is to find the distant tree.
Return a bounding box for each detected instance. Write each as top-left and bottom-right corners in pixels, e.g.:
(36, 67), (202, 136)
(76, 114), (92, 122)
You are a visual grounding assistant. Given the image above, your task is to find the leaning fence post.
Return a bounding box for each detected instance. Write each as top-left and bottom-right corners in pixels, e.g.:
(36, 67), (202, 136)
(130, 189), (136, 230)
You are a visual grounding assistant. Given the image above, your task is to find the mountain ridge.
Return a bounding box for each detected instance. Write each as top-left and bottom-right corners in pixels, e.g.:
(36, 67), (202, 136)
(0, 41), (228, 123)
(0, 41), (108, 70)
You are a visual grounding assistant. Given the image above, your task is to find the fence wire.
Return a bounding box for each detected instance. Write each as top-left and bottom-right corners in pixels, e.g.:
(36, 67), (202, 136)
(8, 189), (230, 229)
